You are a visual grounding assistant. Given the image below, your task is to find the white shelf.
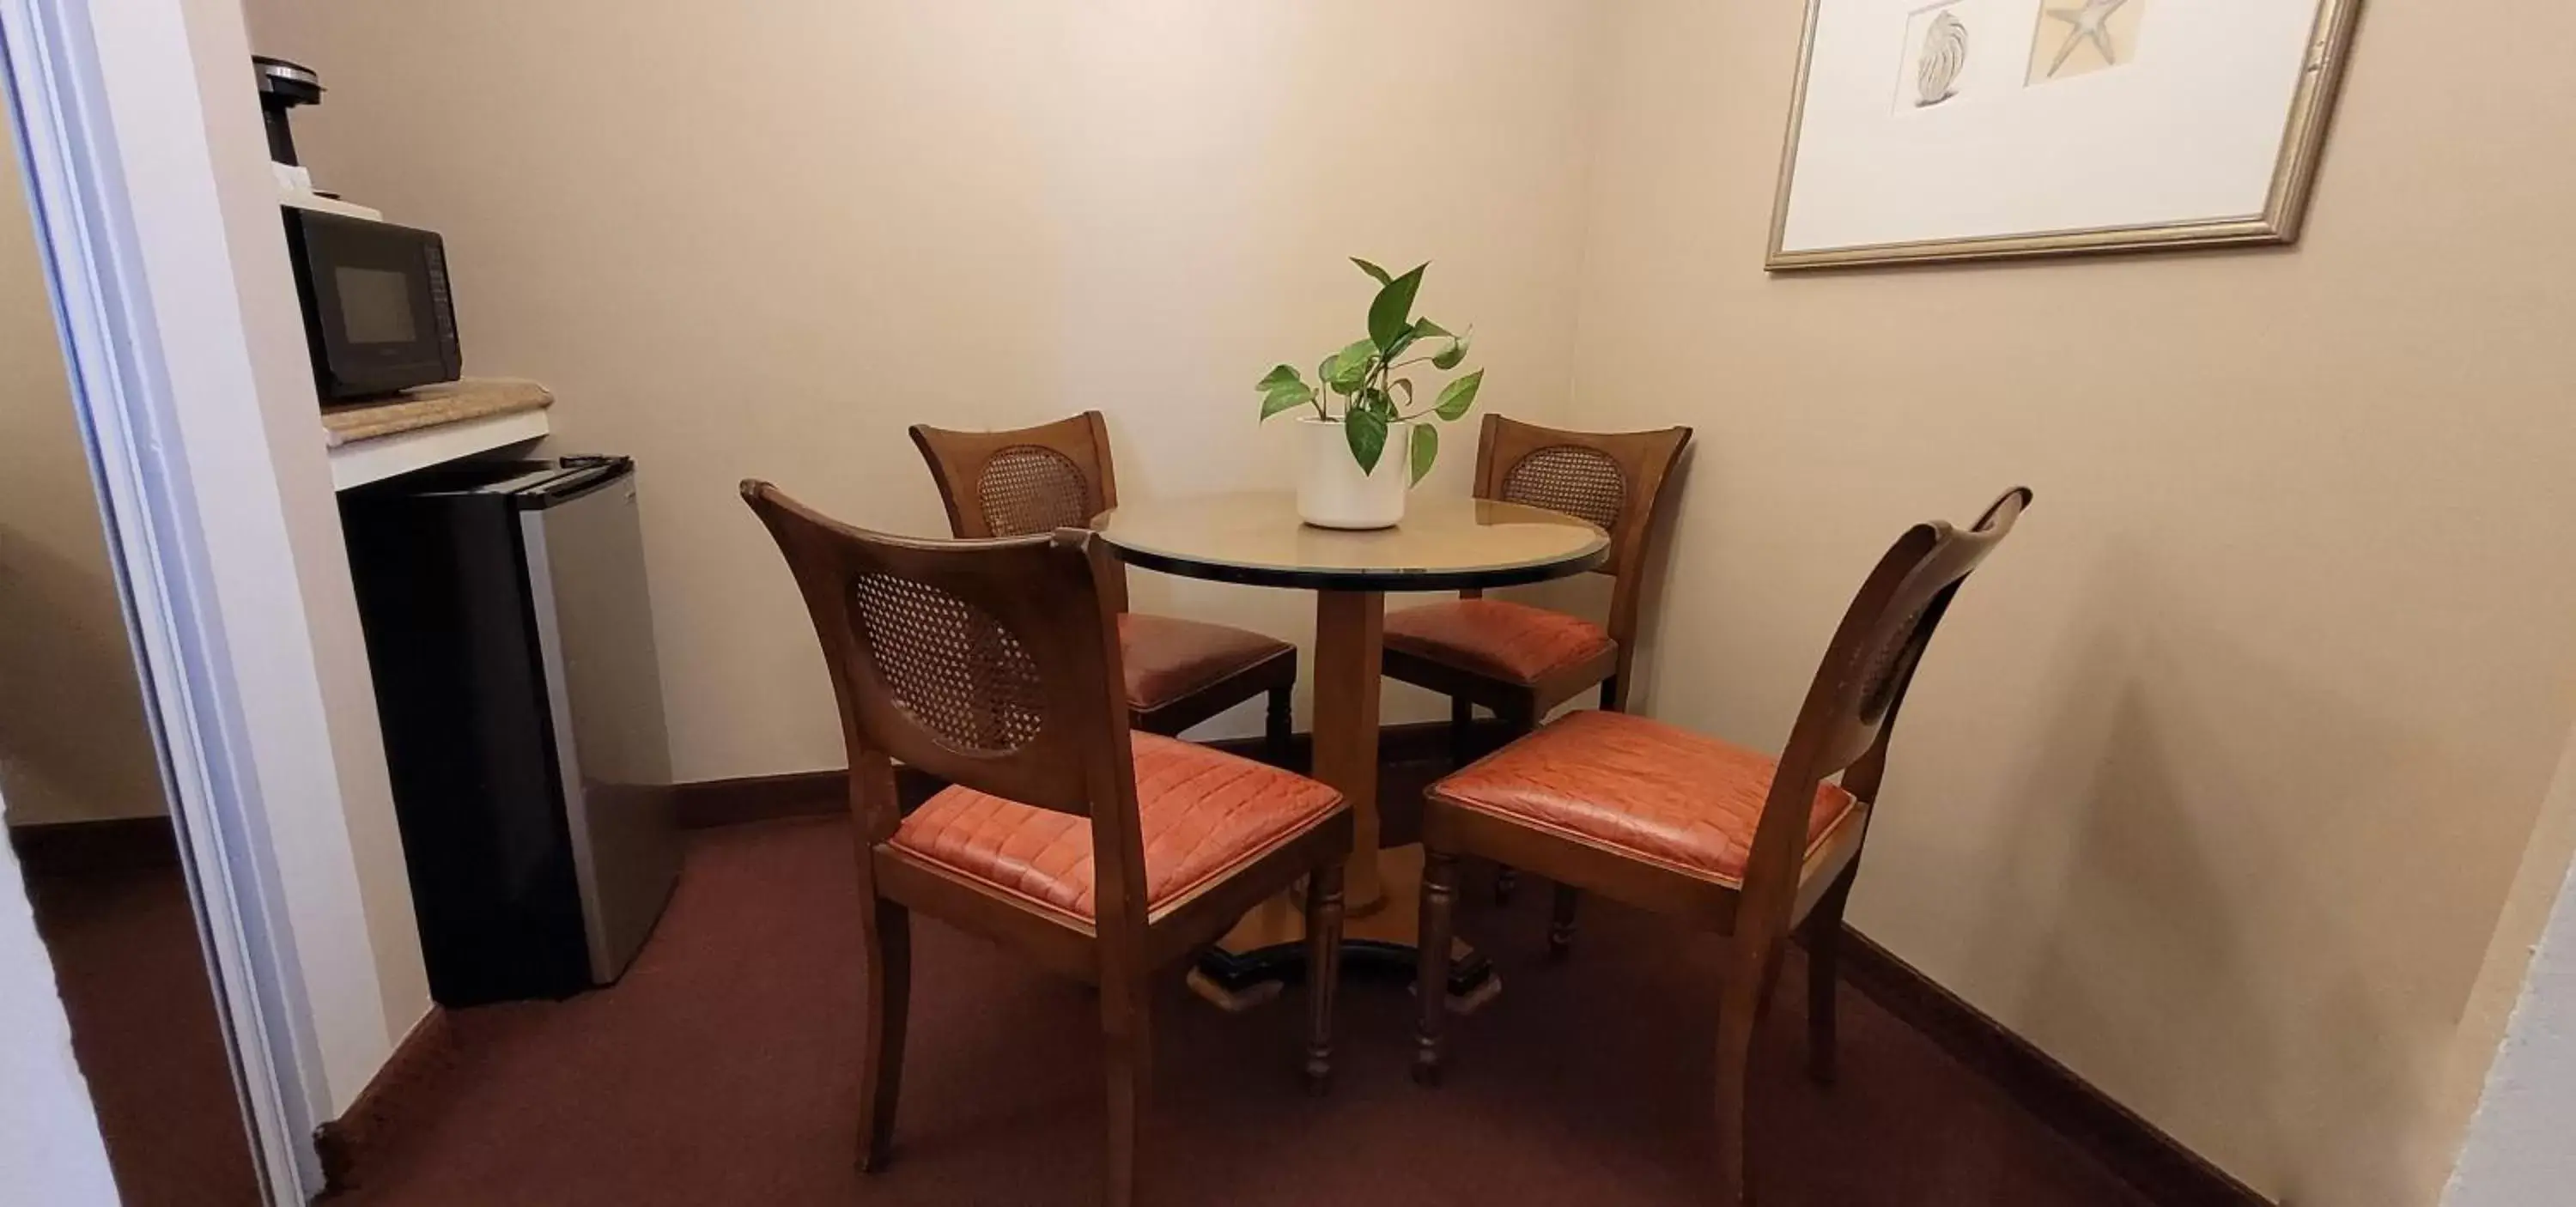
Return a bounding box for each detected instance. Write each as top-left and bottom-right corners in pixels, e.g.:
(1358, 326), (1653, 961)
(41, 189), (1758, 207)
(328, 406), (550, 490)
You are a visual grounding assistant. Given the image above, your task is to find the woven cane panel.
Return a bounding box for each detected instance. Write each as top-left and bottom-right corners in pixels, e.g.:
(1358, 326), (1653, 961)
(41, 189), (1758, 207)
(1502, 446), (1626, 533)
(975, 446), (1093, 537)
(848, 573), (1046, 754)
(1856, 603), (1929, 722)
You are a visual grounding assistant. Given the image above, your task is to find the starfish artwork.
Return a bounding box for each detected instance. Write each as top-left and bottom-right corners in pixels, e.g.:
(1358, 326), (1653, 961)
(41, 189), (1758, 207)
(2042, 0), (2132, 77)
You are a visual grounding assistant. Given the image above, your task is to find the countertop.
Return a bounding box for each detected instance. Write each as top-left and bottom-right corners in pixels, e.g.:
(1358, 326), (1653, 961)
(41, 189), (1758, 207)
(320, 379), (553, 448)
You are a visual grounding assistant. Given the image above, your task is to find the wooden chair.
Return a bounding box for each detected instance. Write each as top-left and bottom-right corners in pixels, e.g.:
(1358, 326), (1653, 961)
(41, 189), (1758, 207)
(1412, 488), (2033, 1206)
(911, 412), (1297, 752)
(742, 482), (1354, 1207)
(1382, 414), (1691, 917)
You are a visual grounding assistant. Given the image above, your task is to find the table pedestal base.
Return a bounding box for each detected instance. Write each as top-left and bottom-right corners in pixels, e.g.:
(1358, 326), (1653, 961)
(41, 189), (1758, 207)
(1185, 844), (1502, 1016)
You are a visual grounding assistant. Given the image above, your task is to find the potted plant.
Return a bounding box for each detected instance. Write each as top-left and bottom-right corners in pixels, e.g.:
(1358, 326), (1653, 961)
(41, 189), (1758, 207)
(1256, 258), (1484, 529)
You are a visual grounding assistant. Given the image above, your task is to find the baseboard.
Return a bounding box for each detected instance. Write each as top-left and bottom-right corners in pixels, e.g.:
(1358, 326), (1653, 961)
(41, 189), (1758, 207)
(1829, 927), (2275, 1207)
(6, 816), (179, 875)
(314, 1007), (457, 1198)
(672, 718), (1504, 830)
(671, 768), (849, 828)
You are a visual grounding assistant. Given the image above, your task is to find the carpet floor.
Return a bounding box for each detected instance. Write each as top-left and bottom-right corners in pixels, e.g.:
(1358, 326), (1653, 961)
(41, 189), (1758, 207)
(21, 845), (264, 1207)
(29, 771), (2154, 1207)
(342, 815), (2148, 1206)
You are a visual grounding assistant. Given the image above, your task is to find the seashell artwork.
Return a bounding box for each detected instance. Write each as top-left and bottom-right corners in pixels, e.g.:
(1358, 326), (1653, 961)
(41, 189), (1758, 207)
(1915, 11), (1969, 107)
(1774, 0), (2360, 269)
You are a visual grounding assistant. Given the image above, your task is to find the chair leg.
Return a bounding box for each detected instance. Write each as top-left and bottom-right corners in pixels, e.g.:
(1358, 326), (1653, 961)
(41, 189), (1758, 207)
(856, 897), (911, 1174)
(1491, 702), (1536, 904)
(1804, 862), (1859, 1086)
(1715, 935), (1785, 1207)
(1413, 846), (1461, 1086)
(1099, 961), (1153, 1207)
(1547, 680), (1588, 943)
(1449, 697), (1475, 767)
(1302, 863), (1346, 1095)
(1546, 883), (1581, 961)
(1266, 684), (1294, 767)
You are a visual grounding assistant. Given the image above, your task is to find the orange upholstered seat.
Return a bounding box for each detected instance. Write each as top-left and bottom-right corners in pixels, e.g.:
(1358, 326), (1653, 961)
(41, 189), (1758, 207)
(747, 480), (1357, 1203)
(1410, 490), (2032, 1207)
(1427, 710), (1859, 886)
(1384, 598), (1616, 687)
(895, 733), (1344, 921)
(1117, 613), (1294, 713)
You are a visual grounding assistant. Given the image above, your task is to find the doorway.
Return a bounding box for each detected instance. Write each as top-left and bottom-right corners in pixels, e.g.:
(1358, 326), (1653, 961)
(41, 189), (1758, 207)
(0, 76), (268, 1207)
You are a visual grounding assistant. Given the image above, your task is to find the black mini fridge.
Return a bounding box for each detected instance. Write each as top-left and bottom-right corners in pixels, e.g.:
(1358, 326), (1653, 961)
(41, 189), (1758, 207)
(342, 456), (679, 1005)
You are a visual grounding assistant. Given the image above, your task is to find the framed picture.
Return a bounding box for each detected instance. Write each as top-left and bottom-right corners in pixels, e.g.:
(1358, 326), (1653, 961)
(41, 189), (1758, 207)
(1766, 0), (2363, 270)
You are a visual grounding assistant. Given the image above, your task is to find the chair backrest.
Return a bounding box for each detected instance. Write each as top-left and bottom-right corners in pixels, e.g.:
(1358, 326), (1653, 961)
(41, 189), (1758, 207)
(1473, 415), (1692, 646)
(1741, 488), (2033, 919)
(910, 412), (1128, 611)
(740, 482), (1150, 917)
(909, 412), (1120, 540)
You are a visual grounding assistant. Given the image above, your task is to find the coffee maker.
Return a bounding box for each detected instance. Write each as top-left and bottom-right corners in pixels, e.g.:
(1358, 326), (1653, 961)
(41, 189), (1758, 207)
(253, 55), (380, 221)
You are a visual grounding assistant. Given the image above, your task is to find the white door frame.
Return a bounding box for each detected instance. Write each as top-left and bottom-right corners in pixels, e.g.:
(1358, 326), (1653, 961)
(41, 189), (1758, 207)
(1, 0), (343, 1198)
(2442, 852), (2576, 1203)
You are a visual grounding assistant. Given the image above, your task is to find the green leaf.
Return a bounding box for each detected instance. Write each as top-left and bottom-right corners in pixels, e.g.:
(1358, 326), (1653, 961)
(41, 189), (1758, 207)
(1324, 337), (1376, 394)
(1257, 364), (1314, 419)
(1345, 405), (1388, 475)
(1352, 258), (1394, 287)
(1367, 264), (1427, 353)
(1432, 331), (1472, 371)
(1409, 423), (1439, 486)
(1385, 319), (1449, 364)
(1259, 381), (1314, 420)
(1431, 368), (1483, 421)
(1390, 379), (1414, 409)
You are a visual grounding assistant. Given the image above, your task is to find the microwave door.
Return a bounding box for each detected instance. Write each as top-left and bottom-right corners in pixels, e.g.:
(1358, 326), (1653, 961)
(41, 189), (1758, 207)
(289, 209), (459, 399)
(335, 264), (421, 347)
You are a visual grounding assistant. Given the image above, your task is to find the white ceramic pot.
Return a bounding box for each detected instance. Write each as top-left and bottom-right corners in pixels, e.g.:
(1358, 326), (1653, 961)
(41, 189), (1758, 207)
(1296, 415), (1413, 530)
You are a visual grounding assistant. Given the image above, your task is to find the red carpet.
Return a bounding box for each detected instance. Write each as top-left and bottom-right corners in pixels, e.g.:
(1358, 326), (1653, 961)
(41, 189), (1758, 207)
(21, 845), (263, 1207)
(27, 776), (2150, 1207)
(340, 812), (2145, 1207)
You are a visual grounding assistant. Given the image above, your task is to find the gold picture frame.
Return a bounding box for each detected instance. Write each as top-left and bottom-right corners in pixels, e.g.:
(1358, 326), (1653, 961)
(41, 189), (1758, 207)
(1765, 0), (2365, 270)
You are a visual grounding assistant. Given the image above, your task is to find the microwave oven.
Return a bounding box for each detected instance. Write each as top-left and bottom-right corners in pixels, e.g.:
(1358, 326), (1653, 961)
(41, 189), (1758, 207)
(281, 206), (462, 402)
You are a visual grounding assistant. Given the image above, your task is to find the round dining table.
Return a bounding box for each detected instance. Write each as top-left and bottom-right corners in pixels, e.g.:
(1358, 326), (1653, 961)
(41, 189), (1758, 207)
(1095, 490), (1609, 1011)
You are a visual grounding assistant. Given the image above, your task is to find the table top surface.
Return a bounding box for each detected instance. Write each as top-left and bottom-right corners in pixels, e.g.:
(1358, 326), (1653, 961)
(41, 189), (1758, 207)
(1095, 491), (1608, 591)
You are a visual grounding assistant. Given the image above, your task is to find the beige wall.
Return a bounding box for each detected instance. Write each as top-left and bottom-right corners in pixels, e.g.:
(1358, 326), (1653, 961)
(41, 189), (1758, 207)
(2440, 730), (2576, 1205)
(2435, 717), (2576, 1201)
(243, 0), (1601, 782)
(0, 124), (167, 828)
(1568, 3), (2576, 1204)
(239, 0), (2576, 1197)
